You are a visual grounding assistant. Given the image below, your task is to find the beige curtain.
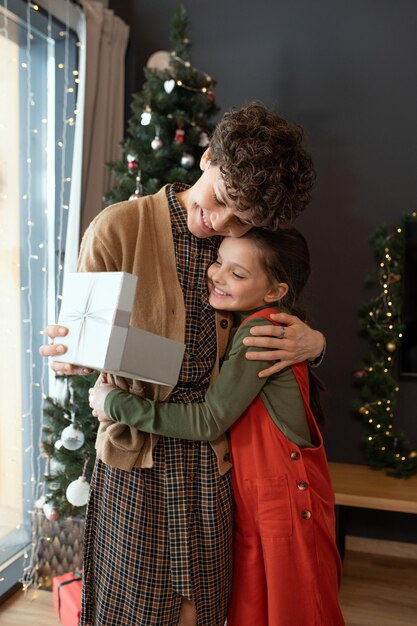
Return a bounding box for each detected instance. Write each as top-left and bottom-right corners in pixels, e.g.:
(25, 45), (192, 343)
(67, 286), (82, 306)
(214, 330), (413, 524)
(79, 0), (129, 234)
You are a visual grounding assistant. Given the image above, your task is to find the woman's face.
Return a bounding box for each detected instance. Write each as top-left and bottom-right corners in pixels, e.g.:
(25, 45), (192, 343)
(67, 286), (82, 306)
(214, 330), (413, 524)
(177, 150), (253, 239)
(207, 237), (286, 311)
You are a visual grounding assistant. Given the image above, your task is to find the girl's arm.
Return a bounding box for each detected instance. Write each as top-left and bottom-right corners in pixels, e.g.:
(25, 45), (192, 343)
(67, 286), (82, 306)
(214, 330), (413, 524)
(92, 318), (272, 441)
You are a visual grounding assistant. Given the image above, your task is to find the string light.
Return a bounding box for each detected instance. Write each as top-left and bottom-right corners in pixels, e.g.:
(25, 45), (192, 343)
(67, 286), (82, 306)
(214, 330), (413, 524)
(353, 211), (417, 477)
(0, 0), (81, 592)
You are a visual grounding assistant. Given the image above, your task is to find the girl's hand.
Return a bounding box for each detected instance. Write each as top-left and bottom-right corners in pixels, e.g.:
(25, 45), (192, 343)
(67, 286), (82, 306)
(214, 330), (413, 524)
(39, 324), (93, 376)
(88, 375), (117, 422)
(243, 312), (325, 377)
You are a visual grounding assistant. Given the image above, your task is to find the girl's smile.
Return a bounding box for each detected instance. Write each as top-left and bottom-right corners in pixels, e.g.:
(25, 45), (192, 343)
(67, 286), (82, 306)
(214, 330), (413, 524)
(207, 237), (287, 311)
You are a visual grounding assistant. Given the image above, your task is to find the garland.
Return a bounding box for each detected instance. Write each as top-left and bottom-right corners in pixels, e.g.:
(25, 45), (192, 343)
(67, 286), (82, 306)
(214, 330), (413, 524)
(353, 211), (417, 477)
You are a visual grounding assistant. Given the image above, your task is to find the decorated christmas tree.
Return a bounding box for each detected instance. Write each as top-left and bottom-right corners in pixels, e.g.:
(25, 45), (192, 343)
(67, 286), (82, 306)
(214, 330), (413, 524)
(105, 3), (219, 203)
(41, 374), (98, 519)
(353, 211), (417, 477)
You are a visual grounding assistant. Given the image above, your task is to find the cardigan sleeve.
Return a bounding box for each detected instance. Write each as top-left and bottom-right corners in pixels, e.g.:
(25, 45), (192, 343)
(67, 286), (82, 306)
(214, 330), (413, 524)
(77, 212), (120, 273)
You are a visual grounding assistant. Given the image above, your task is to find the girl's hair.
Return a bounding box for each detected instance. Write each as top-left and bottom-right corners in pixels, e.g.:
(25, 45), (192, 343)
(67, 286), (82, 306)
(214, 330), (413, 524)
(242, 227), (325, 423)
(243, 227), (310, 318)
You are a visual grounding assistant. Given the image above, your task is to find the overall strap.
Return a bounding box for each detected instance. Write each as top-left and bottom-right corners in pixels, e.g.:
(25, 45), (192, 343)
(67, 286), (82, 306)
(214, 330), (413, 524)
(240, 308), (311, 407)
(238, 307), (282, 327)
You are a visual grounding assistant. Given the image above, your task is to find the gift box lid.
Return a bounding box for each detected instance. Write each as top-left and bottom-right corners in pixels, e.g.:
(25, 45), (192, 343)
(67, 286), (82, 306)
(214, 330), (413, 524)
(56, 271), (137, 371)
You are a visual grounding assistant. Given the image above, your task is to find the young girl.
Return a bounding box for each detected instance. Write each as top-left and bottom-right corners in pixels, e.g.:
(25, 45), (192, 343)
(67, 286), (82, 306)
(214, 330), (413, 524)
(89, 228), (344, 626)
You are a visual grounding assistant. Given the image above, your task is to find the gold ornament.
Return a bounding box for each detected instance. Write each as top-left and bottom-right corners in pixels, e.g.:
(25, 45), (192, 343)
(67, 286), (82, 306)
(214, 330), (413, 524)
(387, 273), (401, 285)
(386, 342), (397, 352)
(358, 406), (368, 415)
(409, 450), (417, 459)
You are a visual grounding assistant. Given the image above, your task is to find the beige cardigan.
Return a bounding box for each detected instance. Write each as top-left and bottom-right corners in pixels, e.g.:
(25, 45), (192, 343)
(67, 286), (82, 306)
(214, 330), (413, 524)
(77, 186), (233, 474)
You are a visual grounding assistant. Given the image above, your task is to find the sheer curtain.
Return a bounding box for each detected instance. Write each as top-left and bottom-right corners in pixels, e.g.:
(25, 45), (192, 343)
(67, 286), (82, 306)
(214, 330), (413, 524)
(65, 0), (129, 273)
(0, 0), (128, 596)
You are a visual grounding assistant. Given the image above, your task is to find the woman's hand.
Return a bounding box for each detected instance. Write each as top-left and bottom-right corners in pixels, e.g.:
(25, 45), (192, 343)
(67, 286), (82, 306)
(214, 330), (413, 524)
(39, 324), (93, 375)
(243, 312), (325, 377)
(88, 375), (117, 422)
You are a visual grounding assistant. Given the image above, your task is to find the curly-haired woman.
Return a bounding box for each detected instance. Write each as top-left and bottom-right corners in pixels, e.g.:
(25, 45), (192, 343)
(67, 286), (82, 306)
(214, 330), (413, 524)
(40, 102), (324, 626)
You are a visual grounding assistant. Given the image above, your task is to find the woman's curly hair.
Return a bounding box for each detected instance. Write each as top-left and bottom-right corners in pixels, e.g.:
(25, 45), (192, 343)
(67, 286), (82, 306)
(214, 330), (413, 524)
(209, 102), (316, 230)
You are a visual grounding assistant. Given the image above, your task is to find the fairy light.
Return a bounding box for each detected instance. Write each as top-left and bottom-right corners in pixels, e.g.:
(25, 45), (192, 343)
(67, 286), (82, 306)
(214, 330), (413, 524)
(354, 212), (417, 477)
(55, 0), (70, 320)
(4, 0), (83, 592)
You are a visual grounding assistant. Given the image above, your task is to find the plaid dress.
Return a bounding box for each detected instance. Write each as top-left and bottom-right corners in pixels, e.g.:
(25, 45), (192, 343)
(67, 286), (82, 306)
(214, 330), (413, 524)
(80, 185), (233, 626)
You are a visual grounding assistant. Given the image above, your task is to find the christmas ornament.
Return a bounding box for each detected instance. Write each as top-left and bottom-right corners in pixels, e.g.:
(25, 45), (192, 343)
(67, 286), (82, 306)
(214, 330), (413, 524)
(199, 132), (209, 147)
(174, 126), (185, 143)
(129, 172), (144, 200)
(164, 79), (175, 94)
(141, 107), (152, 125)
(387, 273), (401, 285)
(152, 137), (163, 150)
(409, 451), (417, 459)
(181, 153), (195, 169)
(207, 91), (215, 102)
(354, 370), (366, 379)
(66, 476), (90, 507)
(61, 424), (85, 451)
(146, 50), (171, 71)
(127, 153), (138, 170)
(43, 500), (59, 521)
(358, 406), (368, 415)
(386, 342), (397, 352)
(54, 439), (63, 450)
(151, 126), (163, 150)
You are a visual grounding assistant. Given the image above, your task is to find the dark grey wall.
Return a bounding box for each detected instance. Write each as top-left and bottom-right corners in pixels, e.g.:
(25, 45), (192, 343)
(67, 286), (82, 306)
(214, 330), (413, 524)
(110, 0), (417, 539)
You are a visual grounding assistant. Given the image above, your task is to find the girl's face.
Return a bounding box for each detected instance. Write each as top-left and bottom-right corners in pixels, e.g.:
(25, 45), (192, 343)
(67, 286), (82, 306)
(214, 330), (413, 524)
(207, 237), (288, 311)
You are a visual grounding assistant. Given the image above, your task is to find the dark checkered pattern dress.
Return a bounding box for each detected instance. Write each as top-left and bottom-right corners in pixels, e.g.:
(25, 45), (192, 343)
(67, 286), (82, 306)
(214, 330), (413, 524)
(80, 185), (233, 626)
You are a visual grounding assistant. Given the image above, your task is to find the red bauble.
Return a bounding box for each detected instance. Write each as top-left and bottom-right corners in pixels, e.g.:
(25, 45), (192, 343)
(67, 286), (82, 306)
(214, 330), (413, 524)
(207, 92), (215, 102)
(128, 160), (138, 170)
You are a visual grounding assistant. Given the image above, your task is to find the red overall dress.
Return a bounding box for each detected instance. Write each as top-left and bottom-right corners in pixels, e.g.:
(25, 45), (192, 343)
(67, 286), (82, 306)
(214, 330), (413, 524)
(227, 310), (345, 626)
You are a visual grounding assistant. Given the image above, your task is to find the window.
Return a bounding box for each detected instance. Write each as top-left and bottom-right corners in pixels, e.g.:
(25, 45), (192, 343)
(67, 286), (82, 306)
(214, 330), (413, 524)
(0, 0), (81, 596)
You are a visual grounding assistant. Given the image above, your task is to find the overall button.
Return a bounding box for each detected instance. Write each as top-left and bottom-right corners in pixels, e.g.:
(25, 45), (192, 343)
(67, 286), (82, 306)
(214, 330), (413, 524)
(223, 452), (230, 462)
(297, 481), (308, 491)
(220, 319), (229, 329)
(290, 451), (300, 461)
(301, 510), (312, 520)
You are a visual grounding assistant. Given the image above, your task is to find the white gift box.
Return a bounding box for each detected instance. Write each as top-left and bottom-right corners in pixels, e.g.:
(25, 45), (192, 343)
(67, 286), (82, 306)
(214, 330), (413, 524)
(55, 272), (185, 386)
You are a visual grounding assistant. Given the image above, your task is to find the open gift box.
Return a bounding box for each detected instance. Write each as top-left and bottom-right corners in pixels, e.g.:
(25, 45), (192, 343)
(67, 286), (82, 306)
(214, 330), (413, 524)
(55, 272), (185, 386)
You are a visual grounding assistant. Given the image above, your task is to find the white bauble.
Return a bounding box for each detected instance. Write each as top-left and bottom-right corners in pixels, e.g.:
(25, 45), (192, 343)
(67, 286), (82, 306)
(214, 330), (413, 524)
(66, 476), (90, 507)
(61, 424), (85, 451)
(180, 153), (195, 169)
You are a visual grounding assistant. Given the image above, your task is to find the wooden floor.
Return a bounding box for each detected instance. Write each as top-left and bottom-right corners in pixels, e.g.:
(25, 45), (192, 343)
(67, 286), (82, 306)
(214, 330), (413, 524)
(1, 550), (417, 626)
